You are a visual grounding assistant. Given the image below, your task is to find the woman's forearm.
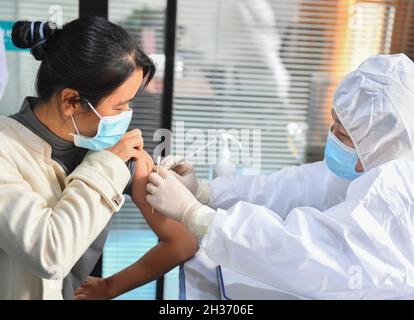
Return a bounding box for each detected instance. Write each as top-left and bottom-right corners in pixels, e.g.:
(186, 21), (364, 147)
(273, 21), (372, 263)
(105, 238), (191, 298)
(104, 200), (197, 299)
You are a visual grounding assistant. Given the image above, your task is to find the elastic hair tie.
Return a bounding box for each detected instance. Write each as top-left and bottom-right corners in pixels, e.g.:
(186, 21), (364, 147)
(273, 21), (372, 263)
(30, 21), (47, 50)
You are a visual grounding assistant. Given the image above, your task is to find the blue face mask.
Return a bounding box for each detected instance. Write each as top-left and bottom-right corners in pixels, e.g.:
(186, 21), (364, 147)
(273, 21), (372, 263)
(70, 100), (133, 151)
(324, 130), (363, 180)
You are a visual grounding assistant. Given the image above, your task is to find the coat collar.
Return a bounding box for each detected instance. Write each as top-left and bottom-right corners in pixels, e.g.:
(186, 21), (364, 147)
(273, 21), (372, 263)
(1, 115), (53, 161)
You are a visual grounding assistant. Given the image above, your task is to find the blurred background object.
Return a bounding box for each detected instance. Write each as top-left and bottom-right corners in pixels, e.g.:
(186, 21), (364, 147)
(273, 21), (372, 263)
(0, 28), (8, 100)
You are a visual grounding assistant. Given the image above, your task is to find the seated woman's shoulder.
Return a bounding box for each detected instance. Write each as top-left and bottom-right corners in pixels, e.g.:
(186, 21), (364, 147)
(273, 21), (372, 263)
(0, 117), (26, 148)
(132, 150), (155, 184)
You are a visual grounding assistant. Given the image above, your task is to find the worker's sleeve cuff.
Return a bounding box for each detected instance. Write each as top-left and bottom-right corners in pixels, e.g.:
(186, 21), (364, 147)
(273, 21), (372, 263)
(202, 208), (228, 260)
(66, 150), (131, 212)
(186, 204), (216, 238)
(195, 179), (210, 205)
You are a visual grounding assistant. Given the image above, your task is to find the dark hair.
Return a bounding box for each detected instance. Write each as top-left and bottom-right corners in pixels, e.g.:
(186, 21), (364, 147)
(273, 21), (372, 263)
(12, 17), (156, 106)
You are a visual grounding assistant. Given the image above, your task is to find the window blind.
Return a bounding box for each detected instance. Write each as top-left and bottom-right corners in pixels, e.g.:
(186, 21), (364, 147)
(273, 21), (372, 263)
(172, 0), (412, 175)
(0, 0), (78, 115)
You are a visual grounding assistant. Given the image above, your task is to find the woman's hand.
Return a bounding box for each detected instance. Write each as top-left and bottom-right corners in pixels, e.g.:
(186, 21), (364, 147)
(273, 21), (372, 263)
(107, 129), (144, 162)
(74, 276), (112, 300)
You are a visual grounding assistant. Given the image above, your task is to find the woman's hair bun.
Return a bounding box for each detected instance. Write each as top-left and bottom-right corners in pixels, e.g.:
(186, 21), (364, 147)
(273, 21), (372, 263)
(12, 20), (59, 61)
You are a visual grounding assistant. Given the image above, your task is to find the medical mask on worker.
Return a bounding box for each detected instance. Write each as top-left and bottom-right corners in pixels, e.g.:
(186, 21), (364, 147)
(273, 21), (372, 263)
(324, 129), (363, 180)
(70, 100), (133, 151)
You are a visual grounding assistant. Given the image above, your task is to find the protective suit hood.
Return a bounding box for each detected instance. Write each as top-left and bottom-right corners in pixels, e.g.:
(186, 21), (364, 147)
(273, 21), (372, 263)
(333, 53), (414, 172)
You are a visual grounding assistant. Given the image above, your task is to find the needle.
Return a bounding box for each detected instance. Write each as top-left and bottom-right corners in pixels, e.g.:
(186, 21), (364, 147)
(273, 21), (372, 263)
(187, 138), (218, 161)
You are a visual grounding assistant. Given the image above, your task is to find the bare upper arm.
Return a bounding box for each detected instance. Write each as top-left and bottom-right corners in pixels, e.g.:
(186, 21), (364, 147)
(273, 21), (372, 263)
(130, 151), (198, 245)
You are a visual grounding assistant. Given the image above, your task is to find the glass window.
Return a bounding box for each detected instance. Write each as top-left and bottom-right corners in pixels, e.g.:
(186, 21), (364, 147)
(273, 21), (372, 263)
(0, 0), (78, 115)
(172, 0), (403, 177)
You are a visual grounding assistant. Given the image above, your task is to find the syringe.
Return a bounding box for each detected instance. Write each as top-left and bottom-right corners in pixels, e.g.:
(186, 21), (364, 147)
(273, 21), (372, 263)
(172, 137), (218, 167)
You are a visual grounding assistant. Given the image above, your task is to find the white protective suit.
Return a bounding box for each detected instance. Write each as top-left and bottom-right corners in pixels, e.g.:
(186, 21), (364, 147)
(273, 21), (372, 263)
(191, 53), (414, 299)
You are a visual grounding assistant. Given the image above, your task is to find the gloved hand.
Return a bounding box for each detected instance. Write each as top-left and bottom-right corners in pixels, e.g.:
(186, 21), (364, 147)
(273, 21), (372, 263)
(161, 155), (210, 205)
(146, 166), (215, 237)
(161, 155), (199, 195)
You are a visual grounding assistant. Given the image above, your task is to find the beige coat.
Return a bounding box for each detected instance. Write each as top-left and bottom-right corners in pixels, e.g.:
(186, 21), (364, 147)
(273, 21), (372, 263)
(0, 116), (131, 299)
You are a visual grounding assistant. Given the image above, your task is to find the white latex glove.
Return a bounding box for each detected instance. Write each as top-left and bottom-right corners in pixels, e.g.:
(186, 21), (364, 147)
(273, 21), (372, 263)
(146, 166), (215, 237)
(161, 155), (210, 205)
(161, 155), (199, 195)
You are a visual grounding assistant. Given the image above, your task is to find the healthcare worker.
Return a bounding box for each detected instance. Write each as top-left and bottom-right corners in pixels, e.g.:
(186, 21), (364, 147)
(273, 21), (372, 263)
(147, 53), (414, 299)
